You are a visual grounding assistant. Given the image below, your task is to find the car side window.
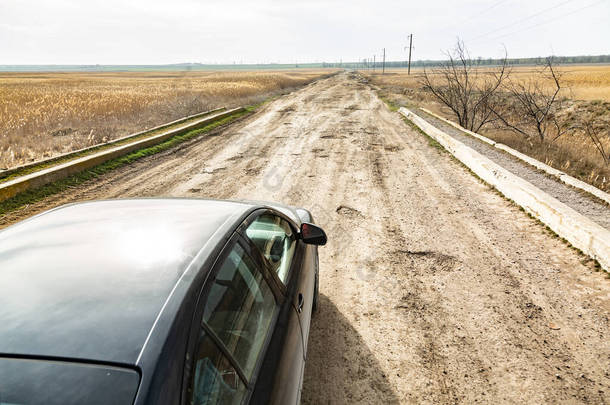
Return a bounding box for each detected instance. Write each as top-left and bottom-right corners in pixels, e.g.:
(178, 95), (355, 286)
(188, 332), (248, 405)
(245, 214), (296, 284)
(202, 242), (277, 380)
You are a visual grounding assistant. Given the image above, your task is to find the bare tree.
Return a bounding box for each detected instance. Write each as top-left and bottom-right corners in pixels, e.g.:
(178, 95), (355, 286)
(421, 39), (509, 132)
(491, 57), (567, 142)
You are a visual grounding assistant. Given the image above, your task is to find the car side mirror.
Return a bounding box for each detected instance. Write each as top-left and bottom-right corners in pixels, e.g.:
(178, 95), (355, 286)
(300, 223), (327, 246)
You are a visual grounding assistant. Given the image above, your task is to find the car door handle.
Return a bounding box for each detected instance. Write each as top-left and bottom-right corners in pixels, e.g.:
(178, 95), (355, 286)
(297, 293), (304, 313)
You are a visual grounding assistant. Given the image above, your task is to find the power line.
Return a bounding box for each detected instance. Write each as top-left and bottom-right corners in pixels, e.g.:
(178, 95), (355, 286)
(488, 0), (606, 42)
(460, 0), (509, 24)
(469, 0), (578, 42)
(439, 0), (510, 36)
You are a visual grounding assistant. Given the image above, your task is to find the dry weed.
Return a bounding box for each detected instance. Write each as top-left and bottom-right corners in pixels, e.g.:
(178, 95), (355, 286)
(0, 70), (333, 168)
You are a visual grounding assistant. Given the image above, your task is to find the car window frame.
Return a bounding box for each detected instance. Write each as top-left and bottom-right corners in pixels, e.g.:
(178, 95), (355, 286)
(181, 229), (283, 405)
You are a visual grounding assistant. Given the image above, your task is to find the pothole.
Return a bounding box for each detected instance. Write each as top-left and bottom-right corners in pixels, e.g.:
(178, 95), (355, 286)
(336, 205), (362, 217)
(392, 250), (459, 272)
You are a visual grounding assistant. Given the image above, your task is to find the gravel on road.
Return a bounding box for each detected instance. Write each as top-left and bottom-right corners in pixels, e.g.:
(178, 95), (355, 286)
(2, 72), (608, 404)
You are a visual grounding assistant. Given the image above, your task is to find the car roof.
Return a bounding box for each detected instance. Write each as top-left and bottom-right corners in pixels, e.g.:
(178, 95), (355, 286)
(0, 198), (260, 365)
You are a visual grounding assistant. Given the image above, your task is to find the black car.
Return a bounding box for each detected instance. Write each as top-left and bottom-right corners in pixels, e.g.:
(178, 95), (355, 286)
(0, 198), (327, 405)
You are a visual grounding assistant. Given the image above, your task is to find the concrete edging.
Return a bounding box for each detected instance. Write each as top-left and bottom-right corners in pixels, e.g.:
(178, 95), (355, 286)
(0, 107), (245, 202)
(0, 107), (226, 179)
(400, 107), (610, 271)
(419, 107), (610, 205)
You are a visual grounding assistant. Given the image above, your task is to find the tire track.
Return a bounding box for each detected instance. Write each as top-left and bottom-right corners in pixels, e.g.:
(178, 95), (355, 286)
(1, 72), (608, 404)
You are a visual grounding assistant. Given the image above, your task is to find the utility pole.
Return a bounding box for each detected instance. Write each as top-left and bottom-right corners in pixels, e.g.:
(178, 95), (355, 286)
(407, 34), (413, 74)
(382, 48), (386, 74)
(373, 55), (376, 72)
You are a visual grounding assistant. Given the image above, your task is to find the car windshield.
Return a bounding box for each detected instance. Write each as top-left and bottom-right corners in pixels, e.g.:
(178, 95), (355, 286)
(0, 358), (139, 405)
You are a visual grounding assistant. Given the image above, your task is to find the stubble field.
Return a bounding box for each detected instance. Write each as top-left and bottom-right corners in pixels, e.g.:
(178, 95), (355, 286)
(0, 69), (334, 169)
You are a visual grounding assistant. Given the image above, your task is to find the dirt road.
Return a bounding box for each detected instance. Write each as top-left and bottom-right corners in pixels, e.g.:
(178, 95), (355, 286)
(2, 72), (609, 403)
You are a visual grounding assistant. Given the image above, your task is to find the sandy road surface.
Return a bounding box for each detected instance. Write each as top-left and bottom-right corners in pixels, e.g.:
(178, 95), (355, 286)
(2, 72), (609, 403)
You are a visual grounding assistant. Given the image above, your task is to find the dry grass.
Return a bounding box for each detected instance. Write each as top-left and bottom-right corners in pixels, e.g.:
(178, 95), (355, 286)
(368, 65), (610, 102)
(364, 65), (610, 192)
(0, 69), (334, 169)
(526, 65), (610, 101)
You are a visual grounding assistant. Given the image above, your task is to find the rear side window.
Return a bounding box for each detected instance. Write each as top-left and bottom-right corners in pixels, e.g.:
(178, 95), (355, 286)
(189, 332), (248, 405)
(202, 243), (277, 379)
(188, 242), (277, 404)
(245, 214), (296, 283)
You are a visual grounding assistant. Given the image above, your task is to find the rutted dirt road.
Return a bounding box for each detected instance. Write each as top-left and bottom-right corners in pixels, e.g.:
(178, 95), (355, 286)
(2, 72), (609, 403)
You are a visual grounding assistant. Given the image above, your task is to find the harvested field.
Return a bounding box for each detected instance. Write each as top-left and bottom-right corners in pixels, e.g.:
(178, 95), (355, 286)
(370, 65), (610, 102)
(0, 70), (335, 169)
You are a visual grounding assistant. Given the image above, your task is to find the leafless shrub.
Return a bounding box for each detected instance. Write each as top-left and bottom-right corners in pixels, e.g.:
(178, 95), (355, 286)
(492, 57), (568, 143)
(421, 39), (509, 132)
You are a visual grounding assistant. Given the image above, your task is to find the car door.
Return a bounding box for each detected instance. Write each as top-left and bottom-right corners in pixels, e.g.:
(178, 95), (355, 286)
(240, 211), (312, 403)
(292, 241), (317, 356)
(181, 234), (282, 405)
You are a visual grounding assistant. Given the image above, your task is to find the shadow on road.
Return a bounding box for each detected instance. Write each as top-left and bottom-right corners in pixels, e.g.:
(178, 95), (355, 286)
(301, 294), (400, 404)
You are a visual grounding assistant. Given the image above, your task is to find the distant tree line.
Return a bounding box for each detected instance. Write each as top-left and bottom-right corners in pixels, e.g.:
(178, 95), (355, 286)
(322, 54), (610, 69)
(3, 55), (608, 73)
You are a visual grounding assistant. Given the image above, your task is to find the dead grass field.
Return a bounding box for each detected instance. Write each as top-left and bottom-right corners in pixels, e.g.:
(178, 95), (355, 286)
(369, 65), (610, 102)
(365, 65), (610, 192)
(0, 70), (334, 169)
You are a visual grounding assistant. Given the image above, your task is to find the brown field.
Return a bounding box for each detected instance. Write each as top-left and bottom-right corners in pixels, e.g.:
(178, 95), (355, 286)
(364, 65), (610, 192)
(368, 65), (610, 102)
(0, 70), (334, 169)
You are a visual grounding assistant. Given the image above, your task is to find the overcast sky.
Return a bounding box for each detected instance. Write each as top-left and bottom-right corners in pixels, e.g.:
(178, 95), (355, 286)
(1, 0), (608, 65)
